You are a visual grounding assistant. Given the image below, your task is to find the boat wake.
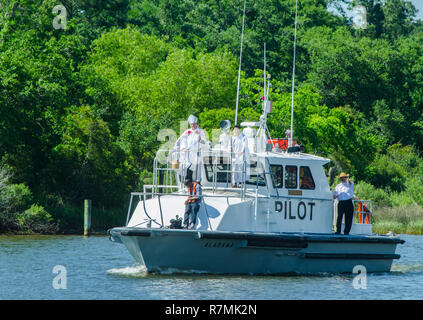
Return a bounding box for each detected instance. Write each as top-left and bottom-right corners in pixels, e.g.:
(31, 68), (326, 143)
(107, 264), (148, 278)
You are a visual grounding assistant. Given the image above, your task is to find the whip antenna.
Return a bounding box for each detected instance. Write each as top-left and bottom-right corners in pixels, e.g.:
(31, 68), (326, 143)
(235, 0), (247, 125)
(289, 0), (298, 147)
(264, 43), (266, 101)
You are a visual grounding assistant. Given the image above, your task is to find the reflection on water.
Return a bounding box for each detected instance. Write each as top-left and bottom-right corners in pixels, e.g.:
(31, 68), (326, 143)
(0, 234), (422, 299)
(391, 264), (423, 273)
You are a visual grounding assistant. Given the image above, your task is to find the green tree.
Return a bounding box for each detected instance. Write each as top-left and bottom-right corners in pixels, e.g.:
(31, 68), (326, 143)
(125, 0), (345, 79)
(382, 0), (417, 40)
(0, 21), (86, 195)
(81, 28), (238, 173)
(52, 106), (136, 207)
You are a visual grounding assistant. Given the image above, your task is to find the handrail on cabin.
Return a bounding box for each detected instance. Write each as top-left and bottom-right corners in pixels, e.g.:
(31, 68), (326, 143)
(126, 186), (333, 228)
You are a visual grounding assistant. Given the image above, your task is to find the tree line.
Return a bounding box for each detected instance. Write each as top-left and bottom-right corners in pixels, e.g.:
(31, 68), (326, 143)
(0, 0), (422, 232)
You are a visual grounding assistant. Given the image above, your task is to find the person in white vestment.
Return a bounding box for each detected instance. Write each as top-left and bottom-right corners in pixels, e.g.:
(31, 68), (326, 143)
(174, 115), (207, 182)
(231, 125), (249, 187)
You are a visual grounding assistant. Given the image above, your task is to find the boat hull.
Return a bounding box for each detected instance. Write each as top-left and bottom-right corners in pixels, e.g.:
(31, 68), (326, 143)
(109, 227), (404, 275)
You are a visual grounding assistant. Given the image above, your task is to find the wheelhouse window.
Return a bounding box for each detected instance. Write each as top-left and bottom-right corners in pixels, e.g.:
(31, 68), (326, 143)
(246, 160), (266, 186)
(203, 155), (266, 187)
(270, 165), (283, 188)
(204, 156), (231, 183)
(285, 166), (297, 189)
(300, 166), (315, 190)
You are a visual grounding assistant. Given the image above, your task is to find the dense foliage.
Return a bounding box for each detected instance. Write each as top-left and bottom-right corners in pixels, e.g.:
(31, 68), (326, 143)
(0, 0), (422, 232)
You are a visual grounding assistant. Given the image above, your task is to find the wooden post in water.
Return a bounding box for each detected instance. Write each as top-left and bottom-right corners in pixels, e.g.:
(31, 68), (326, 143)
(84, 199), (92, 236)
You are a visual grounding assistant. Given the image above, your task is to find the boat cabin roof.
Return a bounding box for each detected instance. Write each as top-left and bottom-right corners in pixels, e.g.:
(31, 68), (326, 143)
(254, 151), (330, 165)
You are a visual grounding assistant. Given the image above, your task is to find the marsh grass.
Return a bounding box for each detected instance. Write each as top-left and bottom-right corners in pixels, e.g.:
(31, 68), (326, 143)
(372, 204), (423, 235)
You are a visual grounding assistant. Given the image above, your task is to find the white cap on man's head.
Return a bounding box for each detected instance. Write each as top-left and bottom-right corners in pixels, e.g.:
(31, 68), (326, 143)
(188, 114), (198, 124)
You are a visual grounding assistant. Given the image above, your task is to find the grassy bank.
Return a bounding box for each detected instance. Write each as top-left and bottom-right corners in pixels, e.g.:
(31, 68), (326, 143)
(372, 204), (423, 235)
(0, 203), (127, 235)
(45, 204), (127, 234)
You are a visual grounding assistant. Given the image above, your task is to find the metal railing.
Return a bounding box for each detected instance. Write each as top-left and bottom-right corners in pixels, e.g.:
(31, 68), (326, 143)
(126, 183), (334, 231)
(125, 185), (262, 228)
(153, 148), (267, 198)
(150, 148), (285, 231)
(332, 199), (373, 229)
(133, 148), (336, 232)
(353, 199), (373, 224)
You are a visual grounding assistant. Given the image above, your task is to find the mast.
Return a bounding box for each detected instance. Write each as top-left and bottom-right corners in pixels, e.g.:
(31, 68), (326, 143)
(289, 0), (298, 148)
(262, 43), (269, 126)
(263, 42), (266, 103)
(234, 0), (247, 126)
(256, 43), (274, 152)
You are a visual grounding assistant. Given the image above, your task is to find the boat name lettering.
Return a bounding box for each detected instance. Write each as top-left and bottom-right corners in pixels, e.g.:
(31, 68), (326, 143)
(274, 201), (315, 220)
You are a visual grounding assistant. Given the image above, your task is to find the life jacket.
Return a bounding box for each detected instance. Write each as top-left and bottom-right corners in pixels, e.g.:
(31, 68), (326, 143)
(358, 201), (370, 224)
(188, 182), (199, 203)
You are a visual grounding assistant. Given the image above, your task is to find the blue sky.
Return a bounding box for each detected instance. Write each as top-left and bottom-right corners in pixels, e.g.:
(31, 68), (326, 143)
(330, 0), (423, 21)
(411, 0), (423, 20)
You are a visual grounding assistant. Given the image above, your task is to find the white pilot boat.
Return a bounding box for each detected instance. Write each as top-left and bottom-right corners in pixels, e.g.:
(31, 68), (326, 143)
(108, 0), (404, 275)
(108, 105), (404, 275)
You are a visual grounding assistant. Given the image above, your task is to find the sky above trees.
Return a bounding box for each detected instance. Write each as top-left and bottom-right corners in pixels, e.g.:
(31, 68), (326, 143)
(411, 0), (423, 19)
(330, 0), (423, 20)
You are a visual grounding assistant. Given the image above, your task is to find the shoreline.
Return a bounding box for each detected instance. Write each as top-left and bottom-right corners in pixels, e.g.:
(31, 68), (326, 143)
(0, 229), (109, 236)
(373, 224), (423, 236)
(0, 228), (420, 236)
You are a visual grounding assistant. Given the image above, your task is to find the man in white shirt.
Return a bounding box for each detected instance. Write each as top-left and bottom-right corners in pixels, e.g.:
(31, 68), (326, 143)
(333, 172), (355, 235)
(174, 115), (207, 182)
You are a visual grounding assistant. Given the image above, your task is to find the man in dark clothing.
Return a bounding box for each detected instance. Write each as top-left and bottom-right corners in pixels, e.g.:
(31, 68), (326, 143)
(184, 178), (202, 229)
(333, 172), (355, 235)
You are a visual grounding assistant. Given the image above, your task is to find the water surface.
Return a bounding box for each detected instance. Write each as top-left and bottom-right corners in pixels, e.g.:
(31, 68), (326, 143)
(0, 234), (421, 299)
